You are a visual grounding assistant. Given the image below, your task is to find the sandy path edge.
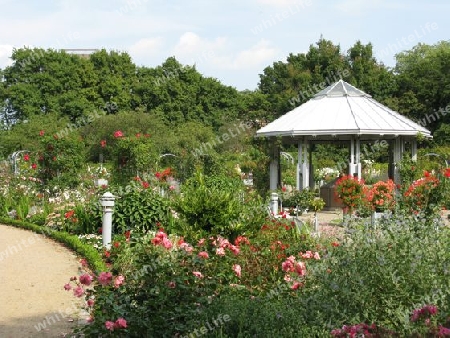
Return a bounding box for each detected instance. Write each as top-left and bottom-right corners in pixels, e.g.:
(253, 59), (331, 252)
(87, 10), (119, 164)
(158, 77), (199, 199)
(0, 224), (86, 338)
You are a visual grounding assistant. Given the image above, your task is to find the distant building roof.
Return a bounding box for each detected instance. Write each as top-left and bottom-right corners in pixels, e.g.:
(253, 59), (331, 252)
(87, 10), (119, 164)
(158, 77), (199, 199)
(62, 49), (99, 58)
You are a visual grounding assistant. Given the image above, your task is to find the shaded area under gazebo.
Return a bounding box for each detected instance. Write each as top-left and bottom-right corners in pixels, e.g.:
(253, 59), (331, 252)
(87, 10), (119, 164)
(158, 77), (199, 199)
(256, 80), (432, 190)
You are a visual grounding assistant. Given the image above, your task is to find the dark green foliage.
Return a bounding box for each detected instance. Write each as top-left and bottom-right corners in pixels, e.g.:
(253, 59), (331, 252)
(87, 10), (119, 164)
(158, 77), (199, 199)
(282, 188), (315, 211)
(37, 133), (86, 188)
(110, 184), (172, 234)
(174, 171), (246, 240)
(298, 215), (450, 335)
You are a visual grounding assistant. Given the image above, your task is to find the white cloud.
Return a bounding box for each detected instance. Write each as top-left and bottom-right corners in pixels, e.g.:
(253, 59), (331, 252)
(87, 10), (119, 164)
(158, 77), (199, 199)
(334, 0), (404, 16)
(172, 32), (227, 65)
(172, 33), (278, 71)
(0, 45), (14, 69)
(212, 39), (279, 70)
(128, 37), (164, 62)
(256, 0), (310, 6)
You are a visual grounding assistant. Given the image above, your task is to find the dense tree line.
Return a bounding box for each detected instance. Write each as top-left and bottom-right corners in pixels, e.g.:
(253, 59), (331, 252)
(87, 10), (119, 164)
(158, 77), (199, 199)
(2, 39), (450, 135)
(0, 38), (449, 186)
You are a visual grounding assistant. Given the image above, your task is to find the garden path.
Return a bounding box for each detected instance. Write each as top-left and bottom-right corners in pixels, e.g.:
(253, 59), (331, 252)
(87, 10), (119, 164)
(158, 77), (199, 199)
(0, 224), (84, 338)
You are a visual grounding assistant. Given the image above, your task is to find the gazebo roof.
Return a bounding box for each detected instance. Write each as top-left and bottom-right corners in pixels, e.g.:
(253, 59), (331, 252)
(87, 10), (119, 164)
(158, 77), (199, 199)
(256, 80), (431, 140)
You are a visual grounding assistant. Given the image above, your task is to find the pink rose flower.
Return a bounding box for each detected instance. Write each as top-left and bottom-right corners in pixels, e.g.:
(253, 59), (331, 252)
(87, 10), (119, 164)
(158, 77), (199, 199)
(98, 272), (113, 286)
(217, 237), (230, 248)
(313, 252), (321, 260)
(232, 264), (241, 278)
(300, 251), (313, 259)
(198, 251), (209, 259)
(105, 320), (115, 331)
(282, 260), (294, 272)
(295, 262), (306, 276)
(192, 271), (204, 279)
(63, 283), (71, 291)
(180, 242), (193, 253)
(73, 286), (84, 297)
(291, 282), (303, 290)
(115, 317), (127, 329)
(168, 281), (176, 288)
(197, 238), (206, 247)
(114, 275), (125, 288)
(228, 245), (240, 255)
(79, 274), (93, 286)
(87, 299), (95, 307)
(113, 130), (124, 138)
(216, 247), (225, 256)
(162, 237), (173, 250)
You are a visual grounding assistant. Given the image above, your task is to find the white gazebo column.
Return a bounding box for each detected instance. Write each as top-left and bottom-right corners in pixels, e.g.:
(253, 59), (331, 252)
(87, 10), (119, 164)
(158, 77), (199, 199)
(411, 139), (418, 161)
(355, 137), (362, 179)
(297, 138), (309, 190)
(309, 145), (315, 188)
(269, 144), (279, 190)
(348, 138), (355, 177)
(296, 140), (302, 190)
(393, 137), (404, 184)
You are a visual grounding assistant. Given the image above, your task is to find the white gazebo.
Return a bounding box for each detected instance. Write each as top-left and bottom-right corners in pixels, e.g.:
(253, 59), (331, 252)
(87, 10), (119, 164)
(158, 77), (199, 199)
(256, 80), (432, 190)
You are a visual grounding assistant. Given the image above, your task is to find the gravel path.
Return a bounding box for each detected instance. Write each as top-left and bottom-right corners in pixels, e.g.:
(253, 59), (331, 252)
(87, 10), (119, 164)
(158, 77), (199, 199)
(0, 225), (83, 338)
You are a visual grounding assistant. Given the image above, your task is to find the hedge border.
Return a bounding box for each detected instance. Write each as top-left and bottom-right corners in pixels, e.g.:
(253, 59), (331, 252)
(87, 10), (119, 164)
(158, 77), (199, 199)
(0, 217), (107, 272)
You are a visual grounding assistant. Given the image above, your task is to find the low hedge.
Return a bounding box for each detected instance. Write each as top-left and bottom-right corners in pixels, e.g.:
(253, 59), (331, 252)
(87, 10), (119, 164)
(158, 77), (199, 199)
(0, 217), (107, 272)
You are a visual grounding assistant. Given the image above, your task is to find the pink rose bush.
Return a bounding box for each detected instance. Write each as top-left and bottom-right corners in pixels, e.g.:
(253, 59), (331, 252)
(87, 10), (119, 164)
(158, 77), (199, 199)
(105, 317), (127, 331)
(64, 269), (127, 335)
(67, 212), (450, 337)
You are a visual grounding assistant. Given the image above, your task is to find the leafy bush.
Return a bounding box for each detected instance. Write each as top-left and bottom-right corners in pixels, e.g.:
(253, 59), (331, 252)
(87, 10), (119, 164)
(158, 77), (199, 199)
(36, 132), (86, 189)
(282, 188), (315, 211)
(72, 218), (325, 337)
(110, 131), (158, 184)
(174, 171), (246, 240)
(67, 208), (450, 337)
(110, 180), (172, 234)
(299, 214), (450, 335)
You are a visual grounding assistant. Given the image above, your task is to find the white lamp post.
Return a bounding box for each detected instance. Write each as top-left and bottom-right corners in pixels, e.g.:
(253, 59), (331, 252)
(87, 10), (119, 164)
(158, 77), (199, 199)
(100, 192), (116, 249)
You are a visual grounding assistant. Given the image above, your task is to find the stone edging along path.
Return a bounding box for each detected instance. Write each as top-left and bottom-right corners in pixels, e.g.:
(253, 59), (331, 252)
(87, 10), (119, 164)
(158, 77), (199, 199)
(0, 224), (86, 338)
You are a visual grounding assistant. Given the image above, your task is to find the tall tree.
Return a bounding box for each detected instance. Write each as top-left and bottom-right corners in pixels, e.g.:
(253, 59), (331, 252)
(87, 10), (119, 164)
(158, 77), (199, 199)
(2, 48), (100, 121)
(346, 41), (397, 104)
(134, 57), (243, 130)
(394, 41), (450, 134)
(258, 37), (350, 119)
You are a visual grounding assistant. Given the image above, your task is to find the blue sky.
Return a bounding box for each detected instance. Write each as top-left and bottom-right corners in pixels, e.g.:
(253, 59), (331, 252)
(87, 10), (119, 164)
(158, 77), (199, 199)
(0, 0), (448, 90)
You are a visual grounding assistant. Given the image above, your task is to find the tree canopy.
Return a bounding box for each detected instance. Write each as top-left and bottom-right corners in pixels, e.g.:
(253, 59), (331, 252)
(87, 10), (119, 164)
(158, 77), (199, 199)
(1, 38), (450, 190)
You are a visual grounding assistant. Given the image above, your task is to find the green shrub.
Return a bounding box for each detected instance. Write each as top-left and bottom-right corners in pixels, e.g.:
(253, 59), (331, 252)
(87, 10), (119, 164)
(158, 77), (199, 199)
(110, 181), (172, 234)
(36, 133), (86, 189)
(73, 217), (325, 337)
(174, 171), (246, 240)
(282, 188), (315, 211)
(299, 214), (450, 335)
